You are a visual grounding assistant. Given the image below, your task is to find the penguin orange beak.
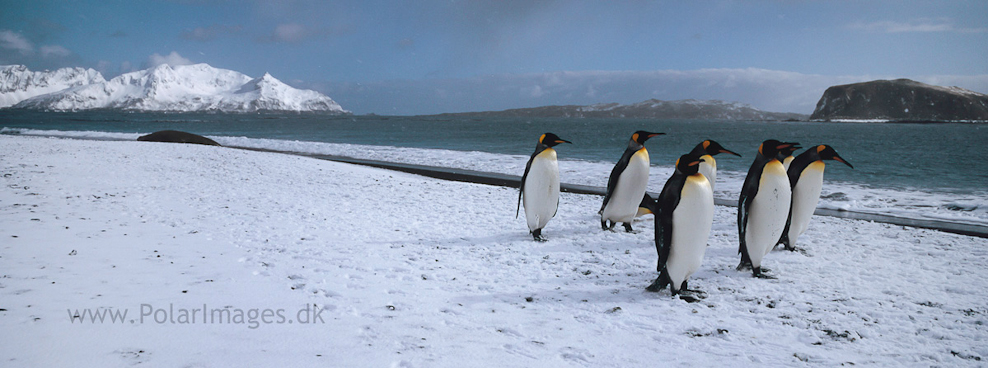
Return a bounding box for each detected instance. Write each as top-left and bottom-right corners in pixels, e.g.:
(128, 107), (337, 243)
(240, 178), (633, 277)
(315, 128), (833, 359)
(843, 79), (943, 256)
(720, 148), (741, 157)
(777, 142), (800, 151)
(834, 155), (854, 169)
(647, 133), (665, 138)
(555, 139), (572, 144)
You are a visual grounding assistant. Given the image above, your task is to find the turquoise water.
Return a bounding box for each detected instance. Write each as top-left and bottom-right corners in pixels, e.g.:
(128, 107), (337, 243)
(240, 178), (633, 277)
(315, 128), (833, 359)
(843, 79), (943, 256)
(2, 110), (985, 194)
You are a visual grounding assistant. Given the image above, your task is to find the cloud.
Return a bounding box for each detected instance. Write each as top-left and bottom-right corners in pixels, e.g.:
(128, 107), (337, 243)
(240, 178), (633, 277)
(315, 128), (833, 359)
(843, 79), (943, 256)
(273, 23), (307, 43)
(254, 23), (318, 44)
(0, 30), (34, 54)
(848, 18), (988, 33)
(0, 29), (80, 69)
(179, 24), (242, 41)
(40, 45), (71, 58)
(257, 22), (352, 44)
(146, 51), (194, 67)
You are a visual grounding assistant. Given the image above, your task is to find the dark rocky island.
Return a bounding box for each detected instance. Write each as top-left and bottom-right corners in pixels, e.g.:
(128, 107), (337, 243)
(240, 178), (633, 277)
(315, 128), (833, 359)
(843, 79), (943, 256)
(810, 79), (988, 122)
(436, 99), (807, 121)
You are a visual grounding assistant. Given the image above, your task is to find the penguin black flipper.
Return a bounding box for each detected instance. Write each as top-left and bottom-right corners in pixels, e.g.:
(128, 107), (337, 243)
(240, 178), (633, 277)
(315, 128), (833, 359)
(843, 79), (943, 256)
(639, 192), (657, 214)
(599, 147), (636, 213)
(656, 171), (686, 271)
(516, 148), (541, 219)
(737, 154), (769, 268)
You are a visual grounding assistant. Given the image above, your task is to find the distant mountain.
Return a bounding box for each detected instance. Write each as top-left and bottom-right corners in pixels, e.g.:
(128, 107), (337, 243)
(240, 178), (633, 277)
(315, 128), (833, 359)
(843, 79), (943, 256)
(810, 79), (988, 122)
(0, 65), (105, 108)
(436, 99), (807, 120)
(1, 64), (348, 113)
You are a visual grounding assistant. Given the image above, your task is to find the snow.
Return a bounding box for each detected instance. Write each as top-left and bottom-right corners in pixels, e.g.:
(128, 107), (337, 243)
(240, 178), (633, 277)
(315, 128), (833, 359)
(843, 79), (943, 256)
(5, 126), (988, 228)
(2, 135), (987, 367)
(0, 65), (105, 108)
(1, 64), (346, 113)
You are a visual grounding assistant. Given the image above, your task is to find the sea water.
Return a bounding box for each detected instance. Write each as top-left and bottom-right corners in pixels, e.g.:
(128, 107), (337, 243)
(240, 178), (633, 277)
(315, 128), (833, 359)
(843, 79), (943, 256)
(2, 110), (986, 226)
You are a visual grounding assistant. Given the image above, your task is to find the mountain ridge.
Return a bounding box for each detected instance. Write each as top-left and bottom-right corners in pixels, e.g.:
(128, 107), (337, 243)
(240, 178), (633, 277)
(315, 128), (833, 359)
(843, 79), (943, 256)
(0, 64), (348, 113)
(431, 98), (808, 120)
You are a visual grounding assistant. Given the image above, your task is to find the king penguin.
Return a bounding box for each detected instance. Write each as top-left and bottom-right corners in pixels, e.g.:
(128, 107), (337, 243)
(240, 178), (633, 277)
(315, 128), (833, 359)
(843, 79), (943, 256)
(517, 132), (571, 241)
(688, 140), (741, 193)
(645, 153), (714, 300)
(737, 139), (799, 278)
(779, 145), (853, 251)
(600, 130), (665, 232)
(777, 144), (801, 171)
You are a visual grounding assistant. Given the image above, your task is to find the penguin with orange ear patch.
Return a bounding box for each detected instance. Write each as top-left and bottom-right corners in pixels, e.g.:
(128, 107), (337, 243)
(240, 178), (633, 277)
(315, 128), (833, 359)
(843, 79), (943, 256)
(779, 145), (853, 251)
(738, 139), (799, 278)
(517, 132), (571, 241)
(688, 139), (741, 193)
(600, 130), (665, 232)
(646, 153), (714, 301)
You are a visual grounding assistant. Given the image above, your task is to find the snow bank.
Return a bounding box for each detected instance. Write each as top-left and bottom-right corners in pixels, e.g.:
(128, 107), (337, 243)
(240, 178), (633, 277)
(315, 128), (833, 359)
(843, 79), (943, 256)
(1, 135), (986, 366)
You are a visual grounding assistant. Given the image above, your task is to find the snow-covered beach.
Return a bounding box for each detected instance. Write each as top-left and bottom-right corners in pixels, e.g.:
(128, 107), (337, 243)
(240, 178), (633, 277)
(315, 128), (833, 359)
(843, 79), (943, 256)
(2, 135), (986, 366)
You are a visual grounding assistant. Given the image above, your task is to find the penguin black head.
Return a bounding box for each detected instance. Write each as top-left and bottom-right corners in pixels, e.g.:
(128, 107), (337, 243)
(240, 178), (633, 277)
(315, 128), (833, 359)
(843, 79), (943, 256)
(674, 153), (705, 176)
(539, 132), (571, 148)
(758, 139), (800, 160)
(700, 140), (742, 157)
(815, 145), (854, 168)
(631, 131), (665, 145)
(776, 143), (802, 161)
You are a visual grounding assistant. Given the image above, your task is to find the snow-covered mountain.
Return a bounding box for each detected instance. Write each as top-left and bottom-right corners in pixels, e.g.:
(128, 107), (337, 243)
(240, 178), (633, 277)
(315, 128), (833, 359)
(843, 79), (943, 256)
(2, 64), (347, 113)
(0, 65), (105, 108)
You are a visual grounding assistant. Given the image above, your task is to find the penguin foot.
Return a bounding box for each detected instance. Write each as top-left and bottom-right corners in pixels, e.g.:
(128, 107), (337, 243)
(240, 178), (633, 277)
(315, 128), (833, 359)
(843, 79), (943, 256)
(601, 220), (615, 231)
(622, 223), (633, 232)
(736, 261), (753, 271)
(531, 229), (547, 242)
(677, 290), (706, 303)
(678, 294), (703, 303)
(645, 277), (668, 292)
(752, 267), (777, 279)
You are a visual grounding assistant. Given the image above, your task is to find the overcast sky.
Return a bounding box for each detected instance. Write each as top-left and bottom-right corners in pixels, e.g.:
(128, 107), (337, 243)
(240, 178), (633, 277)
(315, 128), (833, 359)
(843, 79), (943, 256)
(2, 0), (986, 115)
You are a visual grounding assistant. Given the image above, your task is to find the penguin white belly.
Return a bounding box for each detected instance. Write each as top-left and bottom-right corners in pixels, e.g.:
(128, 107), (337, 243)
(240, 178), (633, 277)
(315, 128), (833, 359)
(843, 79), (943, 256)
(788, 161), (825, 246)
(698, 154), (717, 193)
(666, 175), (714, 288)
(744, 161), (792, 268)
(523, 149), (560, 231)
(602, 149), (650, 223)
